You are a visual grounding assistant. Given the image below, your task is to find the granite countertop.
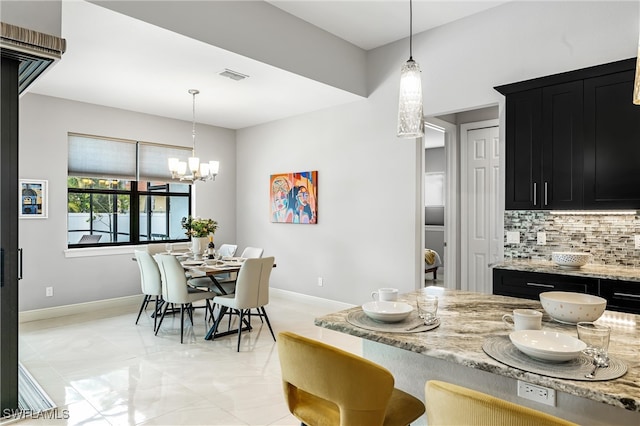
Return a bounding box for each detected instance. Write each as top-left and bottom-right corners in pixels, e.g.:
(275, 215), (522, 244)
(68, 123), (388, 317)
(493, 259), (640, 282)
(314, 289), (640, 412)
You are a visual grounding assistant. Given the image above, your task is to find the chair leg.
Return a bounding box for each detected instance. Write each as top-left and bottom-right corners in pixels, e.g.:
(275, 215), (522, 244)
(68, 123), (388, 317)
(206, 305), (228, 340)
(154, 302), (170, 336)
(180, 304), (185, 344)
(153, 296), (160, 332)
(135, 295), (150, 325)
(237, 309), (244, 352)
(260, 306), (276, 342)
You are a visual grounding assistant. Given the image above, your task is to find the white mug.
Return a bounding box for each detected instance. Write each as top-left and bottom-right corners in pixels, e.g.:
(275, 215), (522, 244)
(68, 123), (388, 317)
(502, 309), (543, 331)
(371, 288), (398, 302)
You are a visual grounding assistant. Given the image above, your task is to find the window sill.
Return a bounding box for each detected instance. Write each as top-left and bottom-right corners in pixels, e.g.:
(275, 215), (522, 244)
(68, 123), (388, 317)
(64, 245), (142, 258)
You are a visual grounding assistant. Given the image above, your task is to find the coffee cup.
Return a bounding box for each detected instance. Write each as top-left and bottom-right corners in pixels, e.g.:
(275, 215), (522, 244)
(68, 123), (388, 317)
(371, 288), (398, 302)
(502, 309), (543, 331)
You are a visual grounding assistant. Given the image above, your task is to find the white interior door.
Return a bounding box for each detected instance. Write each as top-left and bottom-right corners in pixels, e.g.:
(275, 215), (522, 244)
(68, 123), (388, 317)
(461, 122), (500, 293)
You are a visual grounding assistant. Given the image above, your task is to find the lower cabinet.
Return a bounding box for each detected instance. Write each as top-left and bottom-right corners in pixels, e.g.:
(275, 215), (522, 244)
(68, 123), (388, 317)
(599, 279), (640, 314)
(493, 269), (598, 300)
(492, 269), (639, 314)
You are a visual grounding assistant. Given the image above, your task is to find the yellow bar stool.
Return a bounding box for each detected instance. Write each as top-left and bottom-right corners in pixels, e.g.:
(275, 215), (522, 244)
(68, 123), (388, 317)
(425, 380), (578, 426)
(277, 331), (425, 426)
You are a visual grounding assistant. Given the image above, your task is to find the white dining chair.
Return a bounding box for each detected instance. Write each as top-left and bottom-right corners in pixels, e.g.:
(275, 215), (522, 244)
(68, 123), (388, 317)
(154, 254), (214, 343)
(134, 250), (163, 331)
(239, 246), (264, 259)
(218, 244), (237, 258)
(207, 257), (276, 351)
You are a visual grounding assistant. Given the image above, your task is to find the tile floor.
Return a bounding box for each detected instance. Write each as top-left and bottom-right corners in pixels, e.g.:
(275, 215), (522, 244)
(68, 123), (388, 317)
(13, 292), (362, 425)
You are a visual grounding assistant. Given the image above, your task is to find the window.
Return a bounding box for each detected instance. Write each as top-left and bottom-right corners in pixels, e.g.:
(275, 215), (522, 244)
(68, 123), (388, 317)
(67, 133), (192, 247)
(425, 172), (445, 207)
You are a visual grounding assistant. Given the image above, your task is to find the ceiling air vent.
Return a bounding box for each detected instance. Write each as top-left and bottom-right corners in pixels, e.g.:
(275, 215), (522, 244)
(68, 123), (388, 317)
(218, 69), (249, 81)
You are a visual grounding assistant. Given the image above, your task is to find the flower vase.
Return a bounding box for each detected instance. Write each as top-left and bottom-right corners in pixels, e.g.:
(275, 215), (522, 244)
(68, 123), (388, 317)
(191, 236), (209, 260)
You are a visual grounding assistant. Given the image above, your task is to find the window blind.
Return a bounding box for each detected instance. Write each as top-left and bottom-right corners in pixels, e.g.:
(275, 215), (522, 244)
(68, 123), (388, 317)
(68, 134), (191, 183)
(138, 142), (191, 182)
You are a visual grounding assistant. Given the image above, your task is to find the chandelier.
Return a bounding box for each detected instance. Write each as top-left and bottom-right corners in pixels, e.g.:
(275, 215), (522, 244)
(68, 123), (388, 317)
(397, 0), (424, 138)
(168, 89), (220, 183)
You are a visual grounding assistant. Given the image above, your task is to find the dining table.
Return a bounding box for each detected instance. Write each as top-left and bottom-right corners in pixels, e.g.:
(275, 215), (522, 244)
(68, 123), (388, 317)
(314, 288), (640, 425)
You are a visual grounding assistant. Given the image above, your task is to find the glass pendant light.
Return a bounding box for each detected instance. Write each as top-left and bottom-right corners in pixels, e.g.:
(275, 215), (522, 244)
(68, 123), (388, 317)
(397, 0), (424, 138)
(168, 89), (220, 182)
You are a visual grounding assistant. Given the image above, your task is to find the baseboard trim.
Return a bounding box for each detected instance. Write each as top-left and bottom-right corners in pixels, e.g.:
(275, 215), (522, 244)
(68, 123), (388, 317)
(19, 295), (141, 323)
(19, 289), (353, 323)
(270, 288), (355, 310)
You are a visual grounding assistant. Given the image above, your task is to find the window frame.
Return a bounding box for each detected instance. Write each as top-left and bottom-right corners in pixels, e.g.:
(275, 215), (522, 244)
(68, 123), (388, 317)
(67, 134), (192, 248)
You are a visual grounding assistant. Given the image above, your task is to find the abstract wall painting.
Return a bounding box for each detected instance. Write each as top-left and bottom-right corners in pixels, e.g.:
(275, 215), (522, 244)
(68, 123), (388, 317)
(270, 171), (317, 224)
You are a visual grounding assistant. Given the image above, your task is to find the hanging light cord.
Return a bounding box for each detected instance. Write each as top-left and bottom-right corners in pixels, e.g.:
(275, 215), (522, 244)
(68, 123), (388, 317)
(191, 89), (198, 157)
(409, 0), (413, 61)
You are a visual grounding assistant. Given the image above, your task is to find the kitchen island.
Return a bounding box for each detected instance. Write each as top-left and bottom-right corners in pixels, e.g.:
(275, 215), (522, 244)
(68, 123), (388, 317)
(315, 288), (639, 425)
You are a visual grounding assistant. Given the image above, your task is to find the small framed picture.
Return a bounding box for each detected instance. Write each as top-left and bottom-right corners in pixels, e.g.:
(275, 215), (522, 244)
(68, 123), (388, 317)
(19, 179), (48, 219)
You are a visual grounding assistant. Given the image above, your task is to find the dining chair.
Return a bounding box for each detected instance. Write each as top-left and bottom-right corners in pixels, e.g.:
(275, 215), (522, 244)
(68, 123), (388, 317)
(207, 257), (275, 351)
(154, 254), (214, 343)
(218, 243), (238, 258)
(239, 246), (264, 258)
(424, 380), (577, 426)
(145, 242), (166, 255)
(133, 250), (163, 331)
(277, 331), (425, 426)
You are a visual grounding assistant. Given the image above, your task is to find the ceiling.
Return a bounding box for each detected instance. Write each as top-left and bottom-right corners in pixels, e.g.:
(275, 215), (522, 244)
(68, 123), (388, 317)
(28, 1), (509, 130)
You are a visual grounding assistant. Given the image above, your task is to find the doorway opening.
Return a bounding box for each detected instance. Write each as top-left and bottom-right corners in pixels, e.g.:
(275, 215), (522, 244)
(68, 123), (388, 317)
(420, 106), (500, 292)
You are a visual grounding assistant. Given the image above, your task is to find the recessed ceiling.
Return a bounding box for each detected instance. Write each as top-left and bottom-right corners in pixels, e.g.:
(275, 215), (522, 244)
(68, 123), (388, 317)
(28, 1), (509, 130)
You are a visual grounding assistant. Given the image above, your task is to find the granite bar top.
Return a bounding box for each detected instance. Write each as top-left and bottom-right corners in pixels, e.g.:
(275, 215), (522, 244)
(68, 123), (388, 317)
(494, 259), (640, 282)
(315, 288), (640, 412)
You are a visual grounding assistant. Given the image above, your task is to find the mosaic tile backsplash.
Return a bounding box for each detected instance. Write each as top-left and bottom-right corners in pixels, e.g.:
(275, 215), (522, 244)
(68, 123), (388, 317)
(504, 211), (640, 267)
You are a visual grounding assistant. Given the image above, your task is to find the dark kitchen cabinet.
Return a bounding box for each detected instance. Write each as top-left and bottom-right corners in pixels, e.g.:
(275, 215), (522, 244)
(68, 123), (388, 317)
(500, 82), (583, 210)
(503, 89), (542, 209)
(496, 58), (640, 210)
(493, 269), (598, 300)
(583, 70), (640, 208)
(598, 279), (640, 314)
(493, 269), (640, 315)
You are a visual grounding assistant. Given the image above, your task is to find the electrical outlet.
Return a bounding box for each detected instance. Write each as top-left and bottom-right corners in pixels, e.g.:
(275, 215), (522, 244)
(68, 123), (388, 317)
(506, 231), (520, 244)
(45, 287), (53, 297)
(317, 277), (323, 287)
(635, 235), (640, 249)
(517, 380), (555, 406)
(537, 232), (547, 245)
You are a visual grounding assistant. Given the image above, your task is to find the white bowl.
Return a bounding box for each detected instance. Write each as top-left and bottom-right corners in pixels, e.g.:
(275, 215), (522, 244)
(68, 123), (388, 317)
(362, 301), (413, 323)
(539, 291), (606, 324)
(509, 330), (586, 362)
(552, 252), (591, 268)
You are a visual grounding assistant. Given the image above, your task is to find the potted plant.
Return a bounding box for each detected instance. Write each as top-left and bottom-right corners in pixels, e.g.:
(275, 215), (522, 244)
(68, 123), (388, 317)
(181, 216), (218, 258)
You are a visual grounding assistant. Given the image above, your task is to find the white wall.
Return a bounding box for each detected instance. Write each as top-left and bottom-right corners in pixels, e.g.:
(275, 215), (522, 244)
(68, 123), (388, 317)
(236, 1), (638, 305)
(18, 94), (236, 311)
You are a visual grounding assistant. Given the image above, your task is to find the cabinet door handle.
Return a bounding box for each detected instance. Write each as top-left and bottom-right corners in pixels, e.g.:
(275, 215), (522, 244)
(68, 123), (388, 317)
(533, 183), (537, 206)
(544, 182), (548, 206)
(613, 292), (640, 299)
(526, 282), (554, 288)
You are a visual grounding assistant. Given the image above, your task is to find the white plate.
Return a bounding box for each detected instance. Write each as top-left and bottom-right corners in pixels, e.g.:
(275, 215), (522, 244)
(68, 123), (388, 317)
(509, 330), (586, 362)
(361, 301), (413, 323)
(182, 260), (203, 266)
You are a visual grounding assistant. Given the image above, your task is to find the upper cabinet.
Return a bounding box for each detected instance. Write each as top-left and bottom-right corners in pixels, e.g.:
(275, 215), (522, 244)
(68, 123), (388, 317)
(496, 58), (640, 210)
